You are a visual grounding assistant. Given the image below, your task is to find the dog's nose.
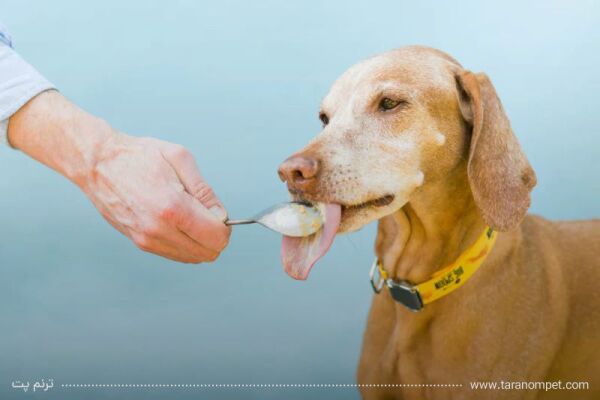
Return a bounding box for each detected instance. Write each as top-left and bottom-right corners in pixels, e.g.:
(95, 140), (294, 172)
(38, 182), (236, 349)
(278, 155), (319, 191)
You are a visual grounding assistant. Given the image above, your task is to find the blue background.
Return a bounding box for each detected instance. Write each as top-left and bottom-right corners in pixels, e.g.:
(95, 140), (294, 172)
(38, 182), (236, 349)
(1, 1), (598, 399)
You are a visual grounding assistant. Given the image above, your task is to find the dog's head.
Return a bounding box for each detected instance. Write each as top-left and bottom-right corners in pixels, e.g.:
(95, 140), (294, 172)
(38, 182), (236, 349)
(278, 46), (536, 279)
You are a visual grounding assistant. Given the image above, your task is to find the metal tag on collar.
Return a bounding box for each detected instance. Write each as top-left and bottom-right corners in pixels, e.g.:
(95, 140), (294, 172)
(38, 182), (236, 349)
(369, 258), (386, 294)
(387, 280), (424, 312)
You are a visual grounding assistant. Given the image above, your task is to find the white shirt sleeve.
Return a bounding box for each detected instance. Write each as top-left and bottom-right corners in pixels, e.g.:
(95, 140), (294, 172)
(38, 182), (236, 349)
(0, 23), (55, 146)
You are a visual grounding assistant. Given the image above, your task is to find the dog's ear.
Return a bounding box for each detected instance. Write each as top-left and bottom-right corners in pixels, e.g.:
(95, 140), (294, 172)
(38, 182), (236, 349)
(456, 70), (536, 231)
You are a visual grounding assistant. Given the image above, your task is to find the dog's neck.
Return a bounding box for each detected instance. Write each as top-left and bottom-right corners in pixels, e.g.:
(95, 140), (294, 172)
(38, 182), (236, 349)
(376, 163), (488, 284)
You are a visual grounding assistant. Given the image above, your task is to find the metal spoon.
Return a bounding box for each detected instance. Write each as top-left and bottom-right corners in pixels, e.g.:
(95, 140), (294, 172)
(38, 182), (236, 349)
(225, 202), (324, 237)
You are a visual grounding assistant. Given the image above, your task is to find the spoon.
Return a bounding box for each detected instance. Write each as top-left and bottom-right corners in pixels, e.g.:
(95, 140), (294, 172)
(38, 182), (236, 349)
(225, 202), (324, 237)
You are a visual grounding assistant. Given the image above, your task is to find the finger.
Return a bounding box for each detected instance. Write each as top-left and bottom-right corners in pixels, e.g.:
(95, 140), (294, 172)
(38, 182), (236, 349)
(131, 229), (220, 263)
(174, 192), (232, 252)
(160, 143), (227, 221)
(163, 227), (222, 263)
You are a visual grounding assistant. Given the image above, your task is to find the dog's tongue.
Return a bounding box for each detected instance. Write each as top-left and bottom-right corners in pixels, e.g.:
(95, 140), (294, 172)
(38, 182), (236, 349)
(281, 204), (341, 280)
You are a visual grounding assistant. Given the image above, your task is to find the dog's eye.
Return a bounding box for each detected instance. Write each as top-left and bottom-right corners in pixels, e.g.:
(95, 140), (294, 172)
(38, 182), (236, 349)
(319, 112), (329, 126)
(379, 98), (404, 111)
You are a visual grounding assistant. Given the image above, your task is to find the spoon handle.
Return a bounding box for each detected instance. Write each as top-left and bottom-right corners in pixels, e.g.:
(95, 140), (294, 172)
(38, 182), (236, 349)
(224, 219), (255, 226)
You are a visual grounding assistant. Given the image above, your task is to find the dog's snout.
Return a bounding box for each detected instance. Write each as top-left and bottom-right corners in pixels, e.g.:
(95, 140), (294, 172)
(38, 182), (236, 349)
(278, 156), (320, 191)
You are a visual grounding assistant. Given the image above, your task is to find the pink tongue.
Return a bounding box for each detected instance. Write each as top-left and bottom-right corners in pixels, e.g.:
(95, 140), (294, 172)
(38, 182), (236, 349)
(281, 204), (342, 280)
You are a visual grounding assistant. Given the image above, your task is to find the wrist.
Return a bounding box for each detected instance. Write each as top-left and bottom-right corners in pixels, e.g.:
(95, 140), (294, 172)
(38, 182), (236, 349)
(8, 90), (122, 188)
(76, 125), (133, 192)
(65, 114), (121, 189)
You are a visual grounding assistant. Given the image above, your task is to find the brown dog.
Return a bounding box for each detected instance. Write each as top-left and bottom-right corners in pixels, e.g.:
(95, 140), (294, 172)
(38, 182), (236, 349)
(278, 46), (600, 399)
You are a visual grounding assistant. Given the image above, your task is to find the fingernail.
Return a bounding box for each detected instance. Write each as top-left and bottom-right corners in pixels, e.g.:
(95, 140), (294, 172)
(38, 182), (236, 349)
(209, 205), (228, 222)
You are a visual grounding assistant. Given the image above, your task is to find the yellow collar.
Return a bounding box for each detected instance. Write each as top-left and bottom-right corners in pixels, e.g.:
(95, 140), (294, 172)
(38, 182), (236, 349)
(369, 227), (497, 312)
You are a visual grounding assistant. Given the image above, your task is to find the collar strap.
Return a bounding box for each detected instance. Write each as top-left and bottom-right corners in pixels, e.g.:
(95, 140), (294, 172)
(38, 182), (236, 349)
(369, 227), (497, 312)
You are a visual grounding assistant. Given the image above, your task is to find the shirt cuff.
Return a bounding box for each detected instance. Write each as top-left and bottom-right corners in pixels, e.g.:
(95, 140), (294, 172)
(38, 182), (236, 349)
(0, 43), (56, 147)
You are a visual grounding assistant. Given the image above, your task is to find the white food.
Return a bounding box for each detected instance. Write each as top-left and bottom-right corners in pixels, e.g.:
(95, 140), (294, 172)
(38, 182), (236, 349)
(261, 203), (324, 236)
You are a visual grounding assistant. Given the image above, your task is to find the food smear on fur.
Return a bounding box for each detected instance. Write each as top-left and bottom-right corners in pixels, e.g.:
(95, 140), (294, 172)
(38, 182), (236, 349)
(281, 203), (341, 280)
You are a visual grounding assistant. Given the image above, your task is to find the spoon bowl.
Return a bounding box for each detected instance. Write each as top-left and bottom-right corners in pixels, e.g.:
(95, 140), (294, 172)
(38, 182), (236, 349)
(225, 202), (324, 237)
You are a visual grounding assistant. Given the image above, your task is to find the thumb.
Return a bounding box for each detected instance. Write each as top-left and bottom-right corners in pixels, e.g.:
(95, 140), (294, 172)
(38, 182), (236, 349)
(160, 143), (228, 222)
(189, 180), (228, 222)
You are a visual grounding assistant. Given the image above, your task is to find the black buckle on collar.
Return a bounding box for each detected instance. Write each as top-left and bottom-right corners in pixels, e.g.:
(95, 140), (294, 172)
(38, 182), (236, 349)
(369, 258), (424, 312)
(386, 280), (424, 312)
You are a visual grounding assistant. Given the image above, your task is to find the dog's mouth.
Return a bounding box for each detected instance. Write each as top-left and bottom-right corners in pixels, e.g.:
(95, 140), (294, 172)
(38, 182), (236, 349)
(280, 194), (394, 280)
(341, 194), (395, 215)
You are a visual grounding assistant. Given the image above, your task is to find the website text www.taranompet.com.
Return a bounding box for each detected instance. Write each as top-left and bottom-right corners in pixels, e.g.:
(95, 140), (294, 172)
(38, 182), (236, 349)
(470, 380), (590, 391)
(8, 379), (592, 394)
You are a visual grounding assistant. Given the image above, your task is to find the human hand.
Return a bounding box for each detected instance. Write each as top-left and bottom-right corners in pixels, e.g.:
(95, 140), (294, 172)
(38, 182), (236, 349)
(8, 91), (231, 263)
(83, 133), (231, 263)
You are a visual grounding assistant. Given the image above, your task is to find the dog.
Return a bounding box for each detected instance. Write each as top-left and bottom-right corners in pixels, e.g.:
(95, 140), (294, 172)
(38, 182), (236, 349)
(277, 46), (600, 399)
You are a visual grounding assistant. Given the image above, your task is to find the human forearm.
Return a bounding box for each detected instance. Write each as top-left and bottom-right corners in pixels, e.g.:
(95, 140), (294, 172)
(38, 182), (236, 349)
(7, 90), (115, 188)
